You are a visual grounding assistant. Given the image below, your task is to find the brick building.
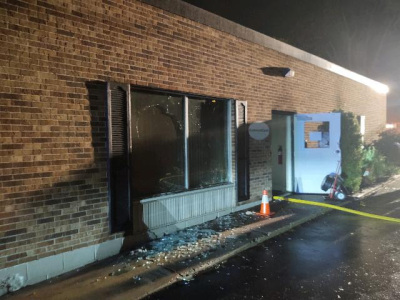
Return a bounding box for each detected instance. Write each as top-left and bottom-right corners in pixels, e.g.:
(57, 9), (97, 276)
(0, 0), (388, 291)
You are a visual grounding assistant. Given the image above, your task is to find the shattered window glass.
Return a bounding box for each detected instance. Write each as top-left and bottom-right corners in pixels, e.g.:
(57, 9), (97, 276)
(131, 91), (185, 198)
(130, 89), (230, 199)
(188, 98), (228, 188)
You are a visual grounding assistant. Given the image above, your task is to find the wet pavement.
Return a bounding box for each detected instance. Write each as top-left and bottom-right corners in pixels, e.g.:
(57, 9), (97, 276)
(3, 176), (399, 299)
(148, 179), (400, 300)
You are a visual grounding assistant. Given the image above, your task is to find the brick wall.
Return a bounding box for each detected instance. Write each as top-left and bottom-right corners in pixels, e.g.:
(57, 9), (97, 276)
(0, 0), (386, 269)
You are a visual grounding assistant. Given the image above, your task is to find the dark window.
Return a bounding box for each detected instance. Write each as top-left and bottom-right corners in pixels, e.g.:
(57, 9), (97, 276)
(107, 85), (232, 231)
(131, 91), (185, 198)
(188, 98), (229, 189)
(129, 89), (231, 199)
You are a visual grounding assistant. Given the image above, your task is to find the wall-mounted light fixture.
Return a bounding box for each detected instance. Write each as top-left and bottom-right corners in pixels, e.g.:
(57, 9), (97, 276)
(261, 67), (295, 77)
(284, 68), (295, 77)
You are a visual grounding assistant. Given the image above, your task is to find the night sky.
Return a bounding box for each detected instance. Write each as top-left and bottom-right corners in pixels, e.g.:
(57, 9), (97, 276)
(183, 0), (400, 122)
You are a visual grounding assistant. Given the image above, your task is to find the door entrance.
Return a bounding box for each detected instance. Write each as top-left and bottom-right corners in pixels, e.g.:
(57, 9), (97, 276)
(271, 111), (294, 195)
(271, 112), (341, 195)
(294, 113), (341, 193)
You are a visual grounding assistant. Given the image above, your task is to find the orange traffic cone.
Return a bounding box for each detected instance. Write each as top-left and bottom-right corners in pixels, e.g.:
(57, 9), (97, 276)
(259, 190), (274, 216)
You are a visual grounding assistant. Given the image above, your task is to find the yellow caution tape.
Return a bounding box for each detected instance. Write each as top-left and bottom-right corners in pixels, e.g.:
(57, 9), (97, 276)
(273, 196), (400, 223)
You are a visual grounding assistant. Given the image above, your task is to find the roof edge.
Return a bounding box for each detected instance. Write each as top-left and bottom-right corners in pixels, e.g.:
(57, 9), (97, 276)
(140, 0), (388, 94)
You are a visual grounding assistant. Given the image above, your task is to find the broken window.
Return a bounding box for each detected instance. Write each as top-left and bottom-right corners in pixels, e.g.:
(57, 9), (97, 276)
(188, 98), (228, 189)
(131, 91), (185, 198)
(130, 89), (230, 199)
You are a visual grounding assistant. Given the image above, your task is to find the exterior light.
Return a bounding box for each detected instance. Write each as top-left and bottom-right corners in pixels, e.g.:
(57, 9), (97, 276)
(328, 64), (389, 94)
(261, 67), (295, 77)
(284, 69), (295, 77)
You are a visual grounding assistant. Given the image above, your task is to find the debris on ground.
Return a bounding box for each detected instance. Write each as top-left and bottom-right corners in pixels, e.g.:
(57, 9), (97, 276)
(176, 273), (194, 282)
(105, 207), (275, 280)
(128, 228), (222, 266)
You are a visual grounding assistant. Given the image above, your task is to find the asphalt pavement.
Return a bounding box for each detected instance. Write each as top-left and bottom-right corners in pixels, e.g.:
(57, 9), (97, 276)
(149, 176), (400, 300)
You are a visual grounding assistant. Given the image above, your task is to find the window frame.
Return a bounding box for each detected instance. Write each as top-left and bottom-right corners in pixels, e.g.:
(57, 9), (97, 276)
(129, 85), (232, 200)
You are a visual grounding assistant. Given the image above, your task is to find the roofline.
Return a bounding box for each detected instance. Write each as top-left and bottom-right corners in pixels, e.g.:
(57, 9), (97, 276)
(140, 0), (389, 95)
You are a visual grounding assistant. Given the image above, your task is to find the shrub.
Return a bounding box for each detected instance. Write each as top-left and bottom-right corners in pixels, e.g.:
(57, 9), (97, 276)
(361, 145), (398, 187)
(336, 111), (363, 193)
(374, 130), (400, 167)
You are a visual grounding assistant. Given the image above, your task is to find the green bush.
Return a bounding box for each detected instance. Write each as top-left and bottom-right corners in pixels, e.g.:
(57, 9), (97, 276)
(336, 111), (363, 193)
(361, 145), (398, 187)
(374, 130), (400, 167)
(332, 112), (399, 191)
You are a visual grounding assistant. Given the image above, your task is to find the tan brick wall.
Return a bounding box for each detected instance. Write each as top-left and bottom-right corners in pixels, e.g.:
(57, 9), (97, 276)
(0, 0), (386, 268)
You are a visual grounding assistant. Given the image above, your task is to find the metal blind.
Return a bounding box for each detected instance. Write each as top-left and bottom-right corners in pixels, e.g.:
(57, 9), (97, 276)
(107, 83), (130, 233)
(236, 101), (250, 201)
(110, 86), (128, 158)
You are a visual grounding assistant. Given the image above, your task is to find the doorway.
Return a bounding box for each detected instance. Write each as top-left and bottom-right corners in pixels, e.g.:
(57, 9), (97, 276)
(293, 113), (341, 193)
(271, 111), (294, 195)
(271, 111), (342, 195)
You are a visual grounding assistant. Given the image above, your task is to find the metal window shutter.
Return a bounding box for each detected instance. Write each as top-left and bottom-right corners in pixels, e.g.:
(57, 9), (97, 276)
(107, 83), (131, 233)
(236, 101), (250, 201)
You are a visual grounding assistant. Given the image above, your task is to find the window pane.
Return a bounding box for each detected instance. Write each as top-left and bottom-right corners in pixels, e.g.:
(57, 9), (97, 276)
(304, 121), (330, 148)
(131, 91), (185, 198)
(188, 98), (228, 188)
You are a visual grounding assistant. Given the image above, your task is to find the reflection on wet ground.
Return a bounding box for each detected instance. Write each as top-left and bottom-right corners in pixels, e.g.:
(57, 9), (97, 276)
(149, 183), (400, 300)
